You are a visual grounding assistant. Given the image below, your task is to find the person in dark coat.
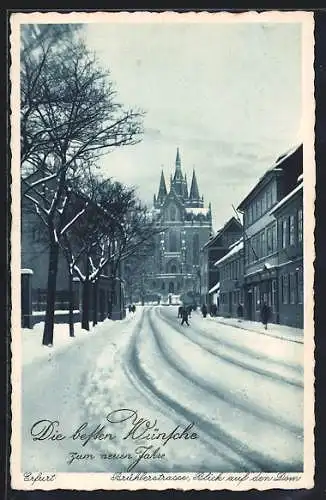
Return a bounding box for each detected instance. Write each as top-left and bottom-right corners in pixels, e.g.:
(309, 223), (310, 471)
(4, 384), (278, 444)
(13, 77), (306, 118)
(260, 301), (270, 330)
(237, 303), (244, 322)
(201, 304), (208, 318)
(178, 306), (183, 318)
(187, 305), (192, 317)
(131, 304), (136, 313)
(181, 307), (190, 326)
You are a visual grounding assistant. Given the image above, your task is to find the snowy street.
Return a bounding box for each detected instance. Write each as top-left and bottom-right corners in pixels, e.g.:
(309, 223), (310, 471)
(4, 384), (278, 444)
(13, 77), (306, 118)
(22, 306), (304, 474)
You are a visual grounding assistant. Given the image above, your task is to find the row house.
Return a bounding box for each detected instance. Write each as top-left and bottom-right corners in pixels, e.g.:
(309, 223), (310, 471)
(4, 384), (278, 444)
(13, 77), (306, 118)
(236, 143), (303, 326)
(199, 217), (242, 307)
(214, 238), (244, 317)
(270, 180), (303, 327)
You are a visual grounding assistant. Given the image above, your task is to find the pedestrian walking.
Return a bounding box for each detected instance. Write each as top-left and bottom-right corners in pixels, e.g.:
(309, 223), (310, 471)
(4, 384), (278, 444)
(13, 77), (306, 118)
(187, 305), (192, 318)
(237, 303), (244, 322)
(132, 304), (136, 313)
(178, 305), (183, 318)
(201, 304), (208, 318)
(181, 307), (190, 326)
(211, 303), (217, 317)
(260, 301), (270, 330)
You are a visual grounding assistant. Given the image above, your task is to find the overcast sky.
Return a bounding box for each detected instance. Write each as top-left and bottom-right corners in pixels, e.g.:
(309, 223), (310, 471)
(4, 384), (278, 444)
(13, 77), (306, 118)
(84, 20), (302, 230)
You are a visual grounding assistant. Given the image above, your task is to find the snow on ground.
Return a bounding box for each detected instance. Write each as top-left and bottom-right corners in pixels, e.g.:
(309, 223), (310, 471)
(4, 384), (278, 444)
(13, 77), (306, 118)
(22, 314), (132, 367)
(206, 314), (303, 344)
(21, 305), (304, 473)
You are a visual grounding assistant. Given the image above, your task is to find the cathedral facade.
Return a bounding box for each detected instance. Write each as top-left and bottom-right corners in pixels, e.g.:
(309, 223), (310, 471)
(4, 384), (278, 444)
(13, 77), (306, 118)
(146, 149), (212, 302)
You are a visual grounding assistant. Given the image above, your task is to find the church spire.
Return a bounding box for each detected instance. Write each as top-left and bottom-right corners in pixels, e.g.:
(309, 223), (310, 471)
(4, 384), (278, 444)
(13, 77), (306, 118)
(189, 169), (200, 200)
(157, 169), (167, 201)
(176, 147), (181, 169)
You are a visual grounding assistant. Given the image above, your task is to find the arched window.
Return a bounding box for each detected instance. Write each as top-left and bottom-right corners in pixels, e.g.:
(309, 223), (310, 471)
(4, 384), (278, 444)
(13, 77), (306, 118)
(161, 282), (165, 291)
(170, 205), (176, 221)
(169, 282), (175, 293)
(193, 233), (200, 264)
(170, 230), (178, 252)
(171, 265), (177, 274)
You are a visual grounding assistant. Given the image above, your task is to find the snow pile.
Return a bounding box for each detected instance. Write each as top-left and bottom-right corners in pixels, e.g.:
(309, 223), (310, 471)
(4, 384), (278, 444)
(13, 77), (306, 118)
(22, 313), (133, 367)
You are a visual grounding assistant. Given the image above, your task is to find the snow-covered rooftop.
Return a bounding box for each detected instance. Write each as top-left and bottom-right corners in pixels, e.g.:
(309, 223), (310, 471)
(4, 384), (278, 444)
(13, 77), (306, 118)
(209, 282), (220, 294)
(269, 182), (303, 215)
(185, 207), (209, 216)
(214, 238), (244, 267)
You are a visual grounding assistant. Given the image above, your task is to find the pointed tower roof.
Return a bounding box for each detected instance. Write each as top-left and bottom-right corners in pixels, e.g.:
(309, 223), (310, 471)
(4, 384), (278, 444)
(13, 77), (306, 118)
(189, 169), (200, 200)
(173, 147), (183, 182)
(157, 169), (167, 199)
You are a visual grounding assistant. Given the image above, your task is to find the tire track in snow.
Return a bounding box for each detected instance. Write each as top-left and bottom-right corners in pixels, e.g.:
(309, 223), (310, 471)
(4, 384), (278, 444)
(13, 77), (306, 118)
(148, 309), (303, 471)
(123, 307), (260, 471)
(159, 308), (303, 389)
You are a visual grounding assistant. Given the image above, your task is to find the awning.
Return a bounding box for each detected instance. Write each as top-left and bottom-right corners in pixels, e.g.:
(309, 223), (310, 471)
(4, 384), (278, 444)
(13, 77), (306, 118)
(209, 282), (220, 294)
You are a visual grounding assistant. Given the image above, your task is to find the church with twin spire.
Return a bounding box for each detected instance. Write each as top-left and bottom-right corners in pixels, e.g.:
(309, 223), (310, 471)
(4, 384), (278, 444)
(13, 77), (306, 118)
(147, 148), (212, 301)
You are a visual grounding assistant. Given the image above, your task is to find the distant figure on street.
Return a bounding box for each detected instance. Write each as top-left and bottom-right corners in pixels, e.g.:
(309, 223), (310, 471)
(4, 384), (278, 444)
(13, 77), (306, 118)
(131, 304), (136, 314)
(181, 307), (190, 326)
(260, 301), (270, 330)
(237, 303), (244, 322)
(178, 305), (183, 318)
(128, 304), (132, 313)
(187, 305), (192, 317)
(201, 304), (208, 318)
(211, 304), (218, 317)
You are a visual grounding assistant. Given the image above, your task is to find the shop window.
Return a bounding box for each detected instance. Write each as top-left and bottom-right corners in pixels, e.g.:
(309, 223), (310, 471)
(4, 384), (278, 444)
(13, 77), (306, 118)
(290, 272), (296, 304)
(282, 274), (289, 304)
(297, 268), (303, 304)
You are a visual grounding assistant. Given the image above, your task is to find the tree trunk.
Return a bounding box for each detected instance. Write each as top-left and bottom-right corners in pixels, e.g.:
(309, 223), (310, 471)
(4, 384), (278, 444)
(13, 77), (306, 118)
(68, 272), (75, 337)
(42, 239), (60, 346)
(81, 279), (90, 331)
(92, 280), (98, 327)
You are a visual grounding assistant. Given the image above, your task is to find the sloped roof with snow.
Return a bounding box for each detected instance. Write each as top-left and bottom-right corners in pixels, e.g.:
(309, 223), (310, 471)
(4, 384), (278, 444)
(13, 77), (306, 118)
(209, 282), (220, 294)
(214, 238), (244, 267)
(269, 182), (303, 214)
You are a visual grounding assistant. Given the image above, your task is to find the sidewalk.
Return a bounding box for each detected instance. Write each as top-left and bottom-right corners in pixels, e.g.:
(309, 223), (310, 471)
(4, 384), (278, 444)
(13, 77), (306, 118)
(206, 315), (304, 344)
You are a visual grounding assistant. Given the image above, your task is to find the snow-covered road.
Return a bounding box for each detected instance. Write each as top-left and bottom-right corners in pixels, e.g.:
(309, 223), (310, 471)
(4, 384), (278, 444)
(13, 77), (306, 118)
(21, 306), (304, 474)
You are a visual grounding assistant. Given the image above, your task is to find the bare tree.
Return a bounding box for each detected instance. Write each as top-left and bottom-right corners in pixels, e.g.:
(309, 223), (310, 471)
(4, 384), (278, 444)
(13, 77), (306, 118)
(21, 25), (144, 345)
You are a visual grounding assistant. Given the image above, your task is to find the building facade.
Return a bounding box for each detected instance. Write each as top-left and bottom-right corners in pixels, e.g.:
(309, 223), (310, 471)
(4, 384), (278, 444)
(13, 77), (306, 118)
(237, 144), (303, 325)
(144, 149), (213, 304)
(270, 181), (303, 327)
(214, 238), (244, 318)
(200, 217), (243, 307)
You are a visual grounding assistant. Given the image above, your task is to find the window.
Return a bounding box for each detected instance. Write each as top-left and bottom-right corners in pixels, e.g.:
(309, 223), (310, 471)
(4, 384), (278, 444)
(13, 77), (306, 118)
(262, 192), (266, 214)
(282, 274), (289, 304)
(170, 230), (177, 251)
(247, 207), (252, 226)
(266, 227), (273, 254)
(272, 223), (277, 253)
(171, 265), (177, 274)
(298, 208), (303, 243)
(193, 234), (199, 264)
(290, 272), (296, 304)
(297, 268), (303, 304)
(271, 279), (277, 312)
(256, 199), (261, 219)
(261, 231), (266, 258)
(170, 206), (176, 221)
(282, 219), (288, 248)
(271, 183), (277, 205)
(266, 188), (272, 209)
(289, 215), (295, 246)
